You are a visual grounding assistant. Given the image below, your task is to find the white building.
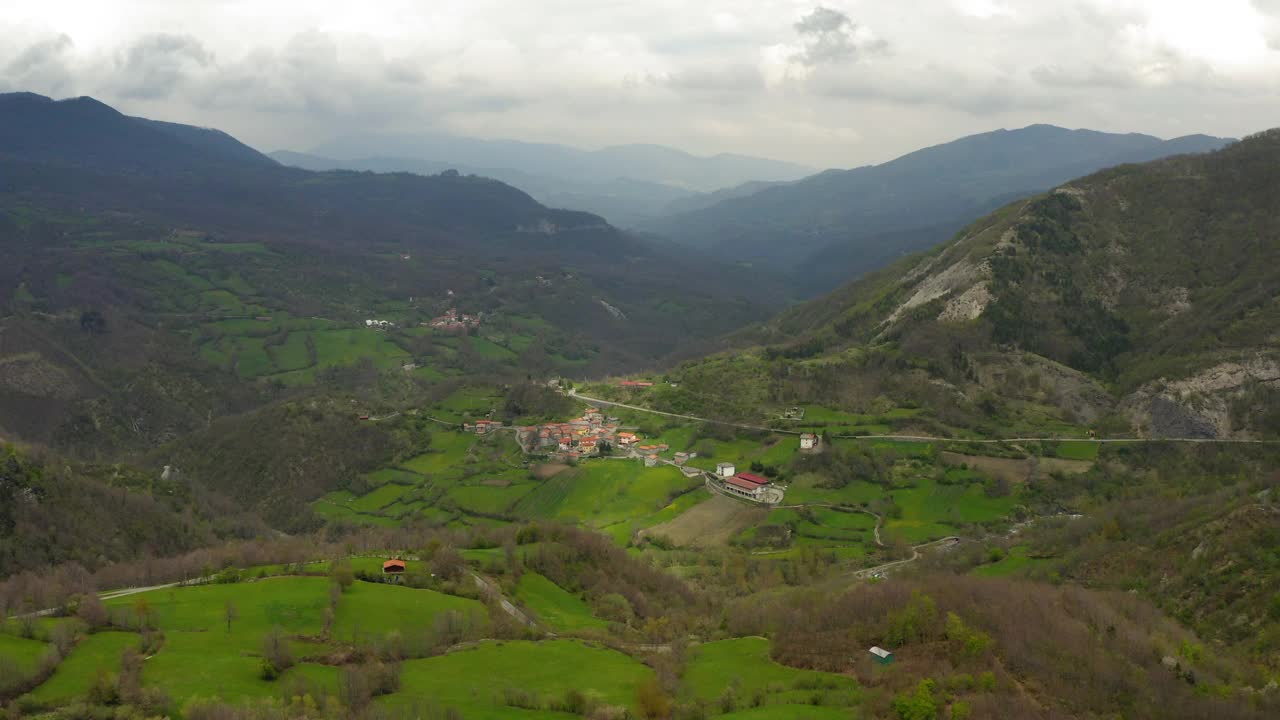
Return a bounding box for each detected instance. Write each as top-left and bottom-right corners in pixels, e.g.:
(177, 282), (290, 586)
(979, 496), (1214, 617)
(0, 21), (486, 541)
(716, 462), (736, 477)
(800, 433), (819, 450)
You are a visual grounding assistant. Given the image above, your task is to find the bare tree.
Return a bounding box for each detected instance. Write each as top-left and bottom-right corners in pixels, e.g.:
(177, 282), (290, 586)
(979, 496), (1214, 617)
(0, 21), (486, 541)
(224, 600), (239, 634)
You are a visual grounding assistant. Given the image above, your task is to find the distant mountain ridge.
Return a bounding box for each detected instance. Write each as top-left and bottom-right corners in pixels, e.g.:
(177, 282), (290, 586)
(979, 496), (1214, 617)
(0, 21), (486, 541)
(273, 132), (816, 228)
(269, 150), (700, 228)
(304, 133), (815, 192)
(644, 124), (1235, 296)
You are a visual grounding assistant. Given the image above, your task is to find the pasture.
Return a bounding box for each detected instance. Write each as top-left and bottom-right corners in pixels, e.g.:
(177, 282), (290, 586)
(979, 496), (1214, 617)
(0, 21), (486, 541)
(0, 633), (50, 687)
(332, 582), (487, 641)
(386, 640), (654, 718)
(24, 632), (139, 706)
(680, 637), (859, 708)
(514, 573), (607, 633)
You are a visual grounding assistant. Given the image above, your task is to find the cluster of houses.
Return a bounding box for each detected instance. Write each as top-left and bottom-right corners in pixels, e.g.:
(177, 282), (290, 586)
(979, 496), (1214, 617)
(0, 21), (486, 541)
(364, 319), (395, 329)
(428, 308), (482, 332)
(513, 407), (631, 459)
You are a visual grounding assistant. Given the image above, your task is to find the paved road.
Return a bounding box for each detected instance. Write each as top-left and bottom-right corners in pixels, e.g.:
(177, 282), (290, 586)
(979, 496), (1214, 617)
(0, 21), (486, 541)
(567, 388), (1279, 445)
(853, 536), (962, 579)
(568, 388), (795, 435)
(13, 579), (207, 620)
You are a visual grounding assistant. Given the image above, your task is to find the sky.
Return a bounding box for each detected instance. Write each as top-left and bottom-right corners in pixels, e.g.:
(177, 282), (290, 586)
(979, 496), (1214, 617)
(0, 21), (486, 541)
(4, 0), (1280, 168)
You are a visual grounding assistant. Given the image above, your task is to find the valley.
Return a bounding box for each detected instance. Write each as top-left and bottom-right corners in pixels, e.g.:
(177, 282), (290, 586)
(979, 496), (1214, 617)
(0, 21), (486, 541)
(1, 88), (1278, 720)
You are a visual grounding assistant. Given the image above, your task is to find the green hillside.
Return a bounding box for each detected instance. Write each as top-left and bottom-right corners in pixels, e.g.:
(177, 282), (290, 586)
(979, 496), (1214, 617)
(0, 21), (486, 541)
(629, 129), (1280, 441)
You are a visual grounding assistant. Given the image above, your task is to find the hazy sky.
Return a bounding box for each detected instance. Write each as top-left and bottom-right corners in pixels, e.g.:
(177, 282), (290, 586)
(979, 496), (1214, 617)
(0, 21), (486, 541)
(5, 0), (1280, 167)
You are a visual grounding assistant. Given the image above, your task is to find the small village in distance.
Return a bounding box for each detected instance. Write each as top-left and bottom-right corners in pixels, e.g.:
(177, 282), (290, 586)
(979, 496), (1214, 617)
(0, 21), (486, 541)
(463, 402), (790, 505)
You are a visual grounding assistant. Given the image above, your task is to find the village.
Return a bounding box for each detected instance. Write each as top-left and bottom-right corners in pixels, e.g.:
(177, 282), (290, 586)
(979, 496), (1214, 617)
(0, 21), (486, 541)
(462, 404), (804, 506)
(362, 307), (483, 333)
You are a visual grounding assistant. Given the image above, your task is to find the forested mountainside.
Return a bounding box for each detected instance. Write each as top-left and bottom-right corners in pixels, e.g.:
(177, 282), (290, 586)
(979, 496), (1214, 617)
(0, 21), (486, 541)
(0, 93), (784, 460)
(627, 128), (1280, 440)
(269, 150), (700, 229)
(645, 125), (1232, 296)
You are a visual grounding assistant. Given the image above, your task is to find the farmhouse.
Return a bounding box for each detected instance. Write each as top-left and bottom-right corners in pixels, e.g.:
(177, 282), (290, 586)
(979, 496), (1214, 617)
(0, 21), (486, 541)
(365, 319), (394, 329)
(464, 419), (504, 435)
(716, 462), (736, 477)
(673, 451), (690, 465)
(617, 432), (638, 446)
(383, 559), (406, 583)
(800, 433), (819, 450)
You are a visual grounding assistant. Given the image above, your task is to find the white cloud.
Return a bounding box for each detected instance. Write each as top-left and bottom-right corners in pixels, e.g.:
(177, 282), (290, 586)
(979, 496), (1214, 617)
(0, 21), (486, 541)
(2, 0), (1279, 168)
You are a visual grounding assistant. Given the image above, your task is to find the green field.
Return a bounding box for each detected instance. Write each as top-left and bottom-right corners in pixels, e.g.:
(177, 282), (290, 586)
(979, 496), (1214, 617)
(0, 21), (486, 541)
(971, 545), (1054, 578)
(386, 640), (653, 719)
(332, 581), (488, 641)
(681, 638), (859, 709)
(103, 579), (329, 636)
(892, 478), (1017, 523)
(347, 483), (411, 512)
(514, 462), (696, 528)
(25, 632), (139, 706)
(0, 632), (50, 682)
(515, 573), (607, 632)
(101, 578), (332, 703)
(83, 576), (487, 705)
(401, 432), (477, 475)
(1052, 440), (1101, 460)
(783, 476), (886, 507)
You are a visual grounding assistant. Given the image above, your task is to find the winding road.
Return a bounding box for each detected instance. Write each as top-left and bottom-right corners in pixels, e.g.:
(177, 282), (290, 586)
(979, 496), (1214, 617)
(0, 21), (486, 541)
(852, 536), (962, 579)
(565, 388), (1279, 445)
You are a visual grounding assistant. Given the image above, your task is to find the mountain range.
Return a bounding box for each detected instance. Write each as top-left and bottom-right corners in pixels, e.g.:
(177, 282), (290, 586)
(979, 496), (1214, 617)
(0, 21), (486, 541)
(644, 125), (1234, 295)
(271, 134), (815, 228)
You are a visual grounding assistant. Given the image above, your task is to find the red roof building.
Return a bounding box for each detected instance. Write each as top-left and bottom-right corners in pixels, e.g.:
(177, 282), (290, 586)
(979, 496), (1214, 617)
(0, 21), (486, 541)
(383, 559), (406, 574)
(724, 476), (759, 491)
(724, 476), (766, 499)
(734, 472), (770, 486)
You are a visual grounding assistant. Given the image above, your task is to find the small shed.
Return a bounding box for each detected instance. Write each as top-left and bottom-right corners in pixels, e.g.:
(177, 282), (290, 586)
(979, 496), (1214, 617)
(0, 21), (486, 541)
(383, 559), (406, 575)
(869, 646), (894, 665)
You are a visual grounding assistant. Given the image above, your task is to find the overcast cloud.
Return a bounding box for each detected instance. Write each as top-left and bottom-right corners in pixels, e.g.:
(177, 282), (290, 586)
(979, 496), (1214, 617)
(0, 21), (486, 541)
(3, 0), (1280, 167)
